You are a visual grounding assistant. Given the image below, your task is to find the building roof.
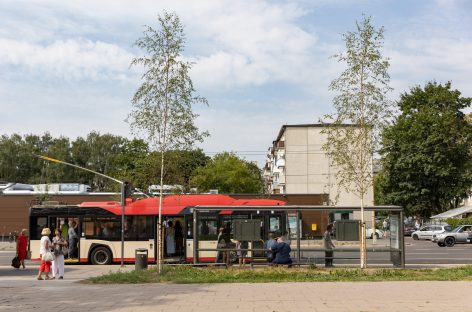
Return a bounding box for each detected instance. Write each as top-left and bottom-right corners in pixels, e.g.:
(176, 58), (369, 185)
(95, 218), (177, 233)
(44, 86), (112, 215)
(431, 205), (472, 219)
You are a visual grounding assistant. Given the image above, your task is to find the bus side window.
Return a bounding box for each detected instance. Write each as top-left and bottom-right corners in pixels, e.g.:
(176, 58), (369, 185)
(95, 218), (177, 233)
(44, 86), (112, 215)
(198, 217), (218, 241)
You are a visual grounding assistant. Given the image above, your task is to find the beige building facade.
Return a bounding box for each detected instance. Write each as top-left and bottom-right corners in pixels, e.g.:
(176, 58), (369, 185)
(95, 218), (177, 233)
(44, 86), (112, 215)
(264, 124), (374, 222)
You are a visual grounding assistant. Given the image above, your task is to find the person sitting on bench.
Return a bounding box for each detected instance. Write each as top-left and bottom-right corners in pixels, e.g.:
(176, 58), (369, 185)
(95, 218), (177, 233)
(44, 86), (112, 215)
(271, 241), (292, 266)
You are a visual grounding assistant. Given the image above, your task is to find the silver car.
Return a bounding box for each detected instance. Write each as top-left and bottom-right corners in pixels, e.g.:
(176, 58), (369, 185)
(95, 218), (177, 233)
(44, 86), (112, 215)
(433, 225), (472, 247)
(411, 224), (452, 240)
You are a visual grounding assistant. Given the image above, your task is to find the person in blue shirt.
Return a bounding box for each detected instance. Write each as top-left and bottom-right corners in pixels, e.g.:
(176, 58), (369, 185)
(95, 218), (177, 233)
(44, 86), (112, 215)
(271, 241), (292, 265)
(264, 233), (277, 262)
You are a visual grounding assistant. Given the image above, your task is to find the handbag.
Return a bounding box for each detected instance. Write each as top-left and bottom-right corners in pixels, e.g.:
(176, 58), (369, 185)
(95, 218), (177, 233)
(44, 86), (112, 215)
(26, 250), (32, 260)
(42, 251), (55, 262)
(11, 256), (20, 269)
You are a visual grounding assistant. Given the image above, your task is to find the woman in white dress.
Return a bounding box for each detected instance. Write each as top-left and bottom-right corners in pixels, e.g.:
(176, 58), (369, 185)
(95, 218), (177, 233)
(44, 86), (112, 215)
(52, 229), (67, 279)
(166, 221), (175, 256)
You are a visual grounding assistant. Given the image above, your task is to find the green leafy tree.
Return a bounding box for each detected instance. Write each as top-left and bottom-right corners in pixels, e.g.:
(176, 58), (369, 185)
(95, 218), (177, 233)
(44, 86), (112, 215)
(109, 139), (150, 191)
(161, 149), (210, 192)
(191, 152), (263, 194)
(0, 133), (60, 183)
(321, 16), (393, 268)
(0, 134), (26, 182)
(128, 11), (208, 272)
(70, 132), (127, 191)
(42, 137), (74, 182)
(379, 82), (472, 217)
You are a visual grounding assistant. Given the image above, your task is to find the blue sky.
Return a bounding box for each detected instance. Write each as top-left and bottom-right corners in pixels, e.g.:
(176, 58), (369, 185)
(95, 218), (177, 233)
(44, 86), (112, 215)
(1, 0), (471, 166)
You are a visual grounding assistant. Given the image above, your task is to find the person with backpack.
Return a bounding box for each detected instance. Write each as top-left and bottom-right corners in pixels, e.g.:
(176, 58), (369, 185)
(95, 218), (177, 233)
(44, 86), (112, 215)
(16, 229), (28, 270)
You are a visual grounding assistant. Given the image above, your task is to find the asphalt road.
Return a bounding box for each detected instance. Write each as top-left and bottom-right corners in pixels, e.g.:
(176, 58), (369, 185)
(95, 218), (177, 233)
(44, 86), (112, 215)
(1, 236), (471, 268)
(327, 236), (472, 266)
(404, 236), (472, 265)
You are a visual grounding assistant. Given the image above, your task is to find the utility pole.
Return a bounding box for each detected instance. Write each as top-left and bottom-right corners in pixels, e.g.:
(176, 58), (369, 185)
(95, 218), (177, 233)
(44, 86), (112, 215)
(35, 155), (128, 267)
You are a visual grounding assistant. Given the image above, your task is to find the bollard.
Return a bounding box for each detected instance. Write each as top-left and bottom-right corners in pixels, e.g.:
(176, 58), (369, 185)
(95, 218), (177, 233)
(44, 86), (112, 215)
(135, 248), (148, 270)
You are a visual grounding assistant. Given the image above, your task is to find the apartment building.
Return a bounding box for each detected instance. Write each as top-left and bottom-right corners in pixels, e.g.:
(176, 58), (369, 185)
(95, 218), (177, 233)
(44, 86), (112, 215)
(264, 124), (374, 222)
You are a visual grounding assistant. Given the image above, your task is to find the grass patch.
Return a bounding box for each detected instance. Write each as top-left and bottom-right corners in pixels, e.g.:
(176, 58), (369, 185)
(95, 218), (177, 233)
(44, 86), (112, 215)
(87, 265), (472, 284)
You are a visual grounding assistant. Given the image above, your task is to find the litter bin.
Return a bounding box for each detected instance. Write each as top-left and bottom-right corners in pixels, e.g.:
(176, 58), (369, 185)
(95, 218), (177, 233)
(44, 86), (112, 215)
(135, 248), (148, 270)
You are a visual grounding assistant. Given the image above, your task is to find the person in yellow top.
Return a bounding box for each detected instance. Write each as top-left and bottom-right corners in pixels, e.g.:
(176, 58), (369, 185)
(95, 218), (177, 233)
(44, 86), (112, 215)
(61, 219), (69, 241)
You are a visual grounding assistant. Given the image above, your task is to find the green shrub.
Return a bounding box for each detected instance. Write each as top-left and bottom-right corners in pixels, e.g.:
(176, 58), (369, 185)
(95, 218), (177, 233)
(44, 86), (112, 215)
(446, 217), (472, 228)
(87, 265), (472, 284)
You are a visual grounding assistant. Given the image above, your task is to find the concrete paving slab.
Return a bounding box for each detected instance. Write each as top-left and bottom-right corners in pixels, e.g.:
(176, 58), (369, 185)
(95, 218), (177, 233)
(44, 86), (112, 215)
(0, 263), (471, 312)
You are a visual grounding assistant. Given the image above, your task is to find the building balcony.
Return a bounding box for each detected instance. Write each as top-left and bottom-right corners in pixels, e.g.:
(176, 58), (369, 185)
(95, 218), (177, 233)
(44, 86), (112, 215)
(276, 158), (285, 168)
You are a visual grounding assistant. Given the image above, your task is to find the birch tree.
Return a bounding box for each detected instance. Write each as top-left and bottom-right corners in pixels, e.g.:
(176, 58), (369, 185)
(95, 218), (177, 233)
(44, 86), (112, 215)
(128, 11), (208, 273)
(321, 16), (393, 268)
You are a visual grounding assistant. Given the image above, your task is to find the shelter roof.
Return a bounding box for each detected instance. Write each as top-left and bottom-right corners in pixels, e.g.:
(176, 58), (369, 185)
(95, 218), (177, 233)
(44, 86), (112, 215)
(431, 205), (472, 219)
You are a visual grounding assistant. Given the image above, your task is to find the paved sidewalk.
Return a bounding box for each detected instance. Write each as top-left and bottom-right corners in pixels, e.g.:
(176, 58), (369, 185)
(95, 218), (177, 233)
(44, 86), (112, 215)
(0, 263), (471, 312)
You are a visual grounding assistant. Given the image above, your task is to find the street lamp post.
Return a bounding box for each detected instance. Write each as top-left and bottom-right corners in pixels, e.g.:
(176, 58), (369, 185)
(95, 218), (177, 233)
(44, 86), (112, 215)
(35, 155), (127, 267)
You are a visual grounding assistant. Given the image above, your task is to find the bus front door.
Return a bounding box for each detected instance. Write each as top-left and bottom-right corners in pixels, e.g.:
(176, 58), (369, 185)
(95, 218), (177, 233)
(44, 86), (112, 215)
(49, 216), (80, 263)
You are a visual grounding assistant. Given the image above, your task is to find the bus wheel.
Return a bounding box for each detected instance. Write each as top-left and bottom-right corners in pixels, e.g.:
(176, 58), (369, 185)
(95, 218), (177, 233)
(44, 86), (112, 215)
(90, 246), (112, 265)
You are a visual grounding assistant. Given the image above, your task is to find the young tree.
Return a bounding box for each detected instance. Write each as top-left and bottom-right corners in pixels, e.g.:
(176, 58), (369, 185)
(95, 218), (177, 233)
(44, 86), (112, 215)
(191, 152), (263, 194)
(379, 82), (472, 217)
(321, 16), (393, 268)
(128, 11), (208, 273)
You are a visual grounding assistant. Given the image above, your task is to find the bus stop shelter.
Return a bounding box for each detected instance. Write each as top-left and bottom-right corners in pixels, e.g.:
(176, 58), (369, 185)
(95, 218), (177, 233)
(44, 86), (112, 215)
(192, 205), (404, 268)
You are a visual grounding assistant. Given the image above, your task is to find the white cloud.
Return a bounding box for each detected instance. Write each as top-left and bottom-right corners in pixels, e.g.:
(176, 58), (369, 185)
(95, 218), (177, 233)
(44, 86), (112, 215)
(188, 1), (318, 88)
(1, 0), (320, 88)
(0, 38), (134, 81)
(388, 38), (472, 97)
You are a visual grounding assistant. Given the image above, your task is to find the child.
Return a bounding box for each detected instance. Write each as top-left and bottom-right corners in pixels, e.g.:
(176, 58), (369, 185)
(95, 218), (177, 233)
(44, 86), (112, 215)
(236, 240), (248, 267)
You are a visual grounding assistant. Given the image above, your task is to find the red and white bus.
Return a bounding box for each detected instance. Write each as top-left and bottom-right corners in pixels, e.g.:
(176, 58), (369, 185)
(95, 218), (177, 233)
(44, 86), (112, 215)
(29, 194), (287, 264)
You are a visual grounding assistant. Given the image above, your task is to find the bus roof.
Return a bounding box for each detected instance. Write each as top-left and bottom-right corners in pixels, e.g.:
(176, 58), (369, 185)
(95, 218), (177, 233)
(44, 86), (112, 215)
(78, 194), (286, 216)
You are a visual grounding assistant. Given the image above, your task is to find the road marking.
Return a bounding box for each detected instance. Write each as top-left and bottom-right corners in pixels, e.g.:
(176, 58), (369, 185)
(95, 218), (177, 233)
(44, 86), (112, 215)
(407, 253), (450, 255)
(407, 258), (472, 261)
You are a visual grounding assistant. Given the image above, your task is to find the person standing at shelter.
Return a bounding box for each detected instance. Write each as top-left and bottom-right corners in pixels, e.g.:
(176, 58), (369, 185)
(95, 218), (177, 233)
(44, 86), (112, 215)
(68, 221), (78, 259)
(236, 240), (248, 267)
(323, 224), (335, 267)
(166, 220), (175, 256)
(174, 220), (183, 257)
(216, 227), (230, 266)
(52, 229), (66, 279)
(382, 219), (389, 238)
(16, 229), (28, 270)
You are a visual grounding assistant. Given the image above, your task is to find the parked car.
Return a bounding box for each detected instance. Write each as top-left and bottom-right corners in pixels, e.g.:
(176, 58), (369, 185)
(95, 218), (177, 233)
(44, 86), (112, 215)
(365, 228), (384, 239)
(411, 224), (452, 240)
(432, 225), (472, 247)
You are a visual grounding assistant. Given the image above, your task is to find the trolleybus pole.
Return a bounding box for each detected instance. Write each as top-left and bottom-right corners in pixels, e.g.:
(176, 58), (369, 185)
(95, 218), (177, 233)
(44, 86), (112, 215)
(34, 154), (127, 267)
(193, 208), (198, 265)
(296, 210), (301, 266)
